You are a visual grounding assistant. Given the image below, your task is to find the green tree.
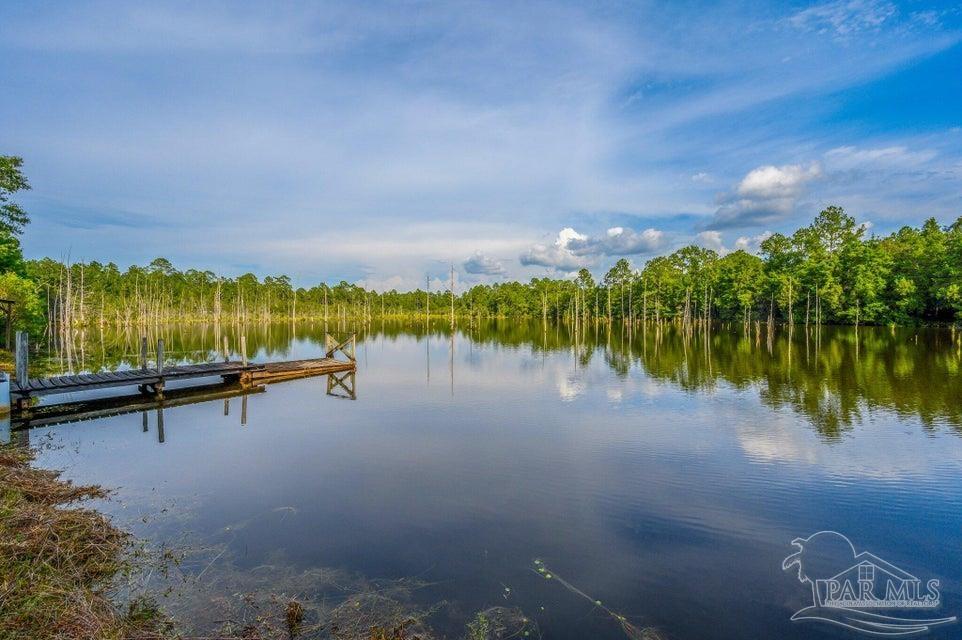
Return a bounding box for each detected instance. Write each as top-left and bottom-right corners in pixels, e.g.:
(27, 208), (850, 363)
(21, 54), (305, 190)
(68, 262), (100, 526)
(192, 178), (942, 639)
(0, 271), (44, 332)
(0, 156), (31, 235)
(714, 250), (765, 321)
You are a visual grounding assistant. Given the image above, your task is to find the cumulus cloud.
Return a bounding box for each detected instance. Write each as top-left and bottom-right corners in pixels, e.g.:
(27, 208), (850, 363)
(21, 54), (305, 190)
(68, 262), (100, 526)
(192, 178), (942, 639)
(567, 226), (667, 256)
(695, 230), (725, 252)
(709, 162), (822, 229)
(521, 225), (670, 272)
(734, 231), (773, 253)
(463, 250), (505, 276)
(519, 228), (590, 272)
(354, 274), (410, 293)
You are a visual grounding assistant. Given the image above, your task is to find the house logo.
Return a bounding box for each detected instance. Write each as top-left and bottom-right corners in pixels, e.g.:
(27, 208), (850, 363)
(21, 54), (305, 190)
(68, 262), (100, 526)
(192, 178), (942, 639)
(783, 531), (956, 636)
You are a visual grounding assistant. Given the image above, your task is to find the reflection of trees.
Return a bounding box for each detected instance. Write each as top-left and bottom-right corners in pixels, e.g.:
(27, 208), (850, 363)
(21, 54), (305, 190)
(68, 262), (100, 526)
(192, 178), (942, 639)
(631, 324), (962, 437)
(49, 320), (962, 437)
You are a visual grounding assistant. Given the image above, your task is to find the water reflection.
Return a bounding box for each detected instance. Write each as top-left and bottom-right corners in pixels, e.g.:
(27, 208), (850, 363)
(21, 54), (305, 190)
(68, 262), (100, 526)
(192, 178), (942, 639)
(37, 320), (962, 437)
(10, 381), (266, 435)
(23, 321), (962, 640)
(326, 370), (356, 400)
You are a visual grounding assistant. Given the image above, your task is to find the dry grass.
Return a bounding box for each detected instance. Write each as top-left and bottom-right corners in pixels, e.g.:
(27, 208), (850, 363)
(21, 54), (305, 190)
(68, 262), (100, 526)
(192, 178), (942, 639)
(0, 443), (172, 640)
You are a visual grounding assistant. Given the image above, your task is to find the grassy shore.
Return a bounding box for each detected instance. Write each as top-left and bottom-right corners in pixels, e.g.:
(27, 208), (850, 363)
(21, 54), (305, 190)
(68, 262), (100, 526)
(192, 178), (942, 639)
(0, 443), (172, 640)
(0, 443), (524, 640)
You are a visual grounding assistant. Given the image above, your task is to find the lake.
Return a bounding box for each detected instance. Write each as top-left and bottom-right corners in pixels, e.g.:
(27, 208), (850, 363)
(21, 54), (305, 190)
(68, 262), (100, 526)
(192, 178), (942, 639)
(21, 321), (962, 639)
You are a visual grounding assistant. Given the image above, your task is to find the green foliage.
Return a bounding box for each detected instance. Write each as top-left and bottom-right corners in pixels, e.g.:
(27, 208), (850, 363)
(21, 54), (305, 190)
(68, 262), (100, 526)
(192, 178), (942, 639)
(0, 156), (31, 235)
(0, 271), (44, 332)
(4, 203), (961, 328)
(714, 250), (765, 319)
(0, 230), (26, 275)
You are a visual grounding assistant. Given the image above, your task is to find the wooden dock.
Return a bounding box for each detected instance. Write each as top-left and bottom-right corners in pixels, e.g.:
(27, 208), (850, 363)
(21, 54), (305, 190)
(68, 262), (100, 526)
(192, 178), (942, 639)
(11, 361), (260, 402)
(248, 358), (355, 384)
(7, 333), (357, 417)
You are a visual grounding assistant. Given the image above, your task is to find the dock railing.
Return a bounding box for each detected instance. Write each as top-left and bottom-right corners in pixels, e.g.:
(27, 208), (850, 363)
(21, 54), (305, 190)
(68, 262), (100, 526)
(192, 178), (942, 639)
(325, 333), (356, 362)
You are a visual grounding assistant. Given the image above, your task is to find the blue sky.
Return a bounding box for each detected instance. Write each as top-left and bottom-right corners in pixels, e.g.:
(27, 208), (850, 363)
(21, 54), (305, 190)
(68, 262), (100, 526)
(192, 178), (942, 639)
(1, 1), (960, 290)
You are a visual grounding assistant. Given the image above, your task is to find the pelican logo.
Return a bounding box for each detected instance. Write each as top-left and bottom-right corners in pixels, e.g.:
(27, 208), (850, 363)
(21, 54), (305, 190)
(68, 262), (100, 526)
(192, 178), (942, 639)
(783, 531), (955, 636)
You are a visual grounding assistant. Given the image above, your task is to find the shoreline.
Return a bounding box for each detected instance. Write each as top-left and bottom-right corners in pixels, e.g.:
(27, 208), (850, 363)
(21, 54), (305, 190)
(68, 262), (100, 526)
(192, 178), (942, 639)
(0, 443), (171, 639)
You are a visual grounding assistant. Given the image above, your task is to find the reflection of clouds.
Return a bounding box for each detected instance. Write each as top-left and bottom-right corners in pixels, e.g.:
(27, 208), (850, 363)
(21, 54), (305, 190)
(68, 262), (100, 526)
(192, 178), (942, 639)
(735, 407), (962, 480)
(557, 372), (585, 402)
(737, 413), (822, 466)
(549, 349), (668, 403)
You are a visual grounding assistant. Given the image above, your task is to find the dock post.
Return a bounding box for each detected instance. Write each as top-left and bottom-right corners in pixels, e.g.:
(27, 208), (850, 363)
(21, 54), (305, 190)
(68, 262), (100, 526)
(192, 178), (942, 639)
(140, 337), (148, 370)
(156, 339), (165, 374)
(241, 335), (248, 366)
(4, 301), (11, 350)
(15, 331), (28, 389)
(0, 371), (9, 418)
(222, 336), (229, 362)
(0, 405), (9, 444)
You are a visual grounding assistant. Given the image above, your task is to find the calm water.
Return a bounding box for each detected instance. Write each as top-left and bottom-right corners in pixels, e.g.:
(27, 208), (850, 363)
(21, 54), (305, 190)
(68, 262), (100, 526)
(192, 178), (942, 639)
(19, 321), (962, 639)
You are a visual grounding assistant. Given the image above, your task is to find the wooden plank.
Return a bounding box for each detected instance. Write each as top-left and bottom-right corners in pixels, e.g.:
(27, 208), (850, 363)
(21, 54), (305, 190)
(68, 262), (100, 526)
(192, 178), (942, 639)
(10, 360), (270, 400)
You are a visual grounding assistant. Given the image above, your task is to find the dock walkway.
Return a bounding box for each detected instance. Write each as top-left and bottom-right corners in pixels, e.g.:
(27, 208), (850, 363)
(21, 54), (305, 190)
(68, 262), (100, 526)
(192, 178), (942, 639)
(7, 333), (358, 416)
(11, 361), (259, 400)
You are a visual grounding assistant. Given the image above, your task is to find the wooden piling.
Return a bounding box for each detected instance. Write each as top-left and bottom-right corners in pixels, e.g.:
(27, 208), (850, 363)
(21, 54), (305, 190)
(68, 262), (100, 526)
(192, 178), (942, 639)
(2, 299), (13, 350)
(140, 337), (148, 370)
(156, 339), (165, 374)
(15, 331), (28, 389)
(241, 335), (248, 366)
(222, 336), (229, 362)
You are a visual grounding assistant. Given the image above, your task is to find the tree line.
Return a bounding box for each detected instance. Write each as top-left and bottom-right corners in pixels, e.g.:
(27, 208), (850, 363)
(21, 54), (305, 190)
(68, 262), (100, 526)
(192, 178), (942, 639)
(1, 155), (961, 336)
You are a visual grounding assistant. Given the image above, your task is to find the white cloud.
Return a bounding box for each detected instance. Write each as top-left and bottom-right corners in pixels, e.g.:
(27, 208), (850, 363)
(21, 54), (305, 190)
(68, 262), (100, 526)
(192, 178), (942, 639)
(4, 2), (961, 283)
(737, 163), (823, 200)
(824, 145), (937, 170)
(709, 162), (822, 229)
(567, 226), (668, 256)
(354, 274), (409, 293)
(694, 231), (725, 252)
(734, 231), (773, 253)
(519, 228), (590, 272)
(691, 172), (713, 183)
(787, 0), (899, 36)
(463, 251), (505, 276)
